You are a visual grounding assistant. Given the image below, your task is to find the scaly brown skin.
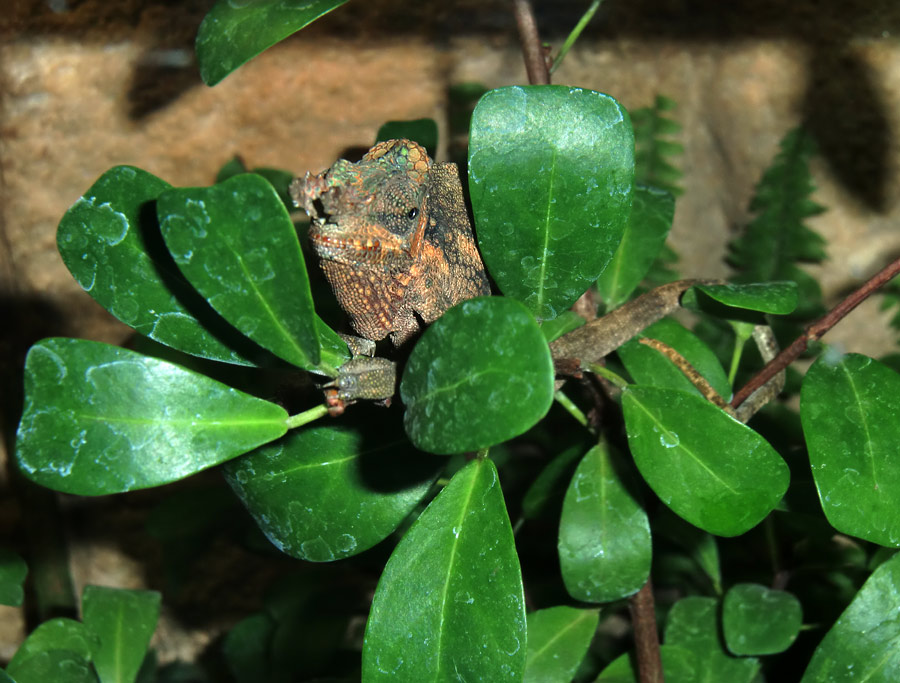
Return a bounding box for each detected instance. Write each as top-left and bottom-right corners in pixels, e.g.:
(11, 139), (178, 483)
(290, 139), (491, 411)
(291, 139), (490, 346)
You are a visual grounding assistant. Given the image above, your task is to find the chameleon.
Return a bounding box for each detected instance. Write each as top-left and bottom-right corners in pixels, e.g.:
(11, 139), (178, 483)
(290, 139), (491, 411)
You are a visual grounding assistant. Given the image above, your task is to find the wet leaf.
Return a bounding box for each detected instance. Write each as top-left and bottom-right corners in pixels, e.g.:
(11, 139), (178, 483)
(196, 0), (350, 85)
(524, 606), (598, 683)
(4, 650), (96, 683)
(801, 550), (900, 681)
(597, 185), (674, 310)
(362, 458), (525, 681)
(6, 619), (99, 677)
(159, 174), (346, 374)
(622, 385), (788, 536)
(401, 297), (554, 454)
(801, 353), (900, 547)
(692, 281), (799, 315)
(16, 338), (288, 495)
(469, 85), (634, 320)
(82, 586), (160, 683)
(722, 583), (802, 655)
(56, 166), (258, 365)
(665, 596), (759, 683)
(618, 318), (731, 399)
(224, 408), (443, 561)
(558, 443), (651, 602)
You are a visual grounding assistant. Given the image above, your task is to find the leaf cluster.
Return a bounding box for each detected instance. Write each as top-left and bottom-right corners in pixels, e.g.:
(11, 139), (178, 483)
(9, 3), (900, 683)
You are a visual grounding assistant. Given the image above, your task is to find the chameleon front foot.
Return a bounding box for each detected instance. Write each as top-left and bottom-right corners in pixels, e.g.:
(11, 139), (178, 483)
(321, 356), (397, 417)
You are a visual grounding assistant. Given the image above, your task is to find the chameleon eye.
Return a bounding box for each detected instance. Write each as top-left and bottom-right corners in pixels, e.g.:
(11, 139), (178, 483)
(407, 207), (419, 220)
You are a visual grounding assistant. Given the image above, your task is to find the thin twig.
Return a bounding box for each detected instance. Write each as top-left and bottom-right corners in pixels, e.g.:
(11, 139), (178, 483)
(629, 579), (664, 683)
(731, 254), (900, 409)
(512, 0), (550, 85)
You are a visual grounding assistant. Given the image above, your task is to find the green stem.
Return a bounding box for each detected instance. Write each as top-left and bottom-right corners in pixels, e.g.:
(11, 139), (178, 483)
(586, 363), (629, 390)
(727, 321), (755, 385)
(285, 404), (330, 430)
(554, 391), (590, 429)
(550, 0), (604, 74)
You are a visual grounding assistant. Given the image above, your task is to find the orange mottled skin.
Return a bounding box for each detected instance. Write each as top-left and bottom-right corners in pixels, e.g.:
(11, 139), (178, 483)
(290, 139), (490, 347)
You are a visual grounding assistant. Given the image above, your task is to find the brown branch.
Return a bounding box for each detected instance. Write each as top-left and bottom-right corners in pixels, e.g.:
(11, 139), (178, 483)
(629, 579), (664, 683)
(731, 254), (900, 410)
(512, 0), (550, 85)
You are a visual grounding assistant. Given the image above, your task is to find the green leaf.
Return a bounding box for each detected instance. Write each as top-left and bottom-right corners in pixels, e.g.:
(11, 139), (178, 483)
(622, 386), (788, 536)
(251, 167), (298, 211)
(693, 282), (799, 315)
(469, 85), (634, 320)
(222, 613), (275, 683)
(558, 443), (651, 602)
(361, 458), (526, 681)
(401, 297), (554, 454)
(16, 338), (288, 495)
(7, 619), (99, 676)
(596, 185), (674, 310)
(56, 166), (257, 366)
(728, 127), (826, 319)
(224, 408), (443, 561)
(0, 670), (14, 683)
(0, 549), (27, 606)
(596, 645), (696, 682)
(159, 174), (344, 374)
(196, 0), (350, 86)
(801, 353), (900, 546)
(665, 596), (760, 683)
(4, 650), (96, 683)
(540, 310), (585, 343)
(376, 119), (438, 158)
(722, 583), (802, 655)
(82, 586), (161, 683)
(618, 318), (731, 399)
(801, 551), (900, 681)
(522, 441), (586, 520)
(524, 606), (597, 683)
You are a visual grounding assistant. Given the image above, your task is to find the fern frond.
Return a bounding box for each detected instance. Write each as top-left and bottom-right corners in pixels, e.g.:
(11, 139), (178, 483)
(633, 95), (684, 196)
(728, 127), (827, 318)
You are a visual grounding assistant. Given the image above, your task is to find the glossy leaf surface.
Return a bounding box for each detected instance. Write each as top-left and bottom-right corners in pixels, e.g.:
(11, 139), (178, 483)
(196, 0), (349, 85)
(524, 606), (598, 683)
(665, 596), (760, 683)
(469, 85), (634, 320)
(6, 619), (98, 676)
(597, 185), (674, 310)
(801, 551), (900, 681)
(693, 281), (799, 315)
(558, 443), (651, 602)
(540, 310), (585, 343)
(57, 166), (256, 365)
(16, 339), (288, 495)
(723, 583), (802, 655)
(401, 297), (554, 454)
(82, 586), (160, 683)
(224, 408), (443, 561)
(0, 549), (27, 607)
(159, 174), (344, 374)
(622, 386), (788, 536)
(362, 458), (526, 682)
(5, 650), (96, 683)
(801, 353), (900, 546)
(618, 318), (731, 399)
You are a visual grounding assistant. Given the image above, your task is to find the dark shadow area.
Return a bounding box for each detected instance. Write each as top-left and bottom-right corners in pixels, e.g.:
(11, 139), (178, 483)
(127, 48), (203, 119)
(803, 44), (892, 212)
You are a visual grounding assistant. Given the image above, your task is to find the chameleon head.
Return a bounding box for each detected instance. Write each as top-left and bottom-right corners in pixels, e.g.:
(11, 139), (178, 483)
(291, 139), (432, 272)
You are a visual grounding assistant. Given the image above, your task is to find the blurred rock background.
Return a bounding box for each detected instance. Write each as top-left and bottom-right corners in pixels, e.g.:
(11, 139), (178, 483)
(2, 0), (899, 665)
